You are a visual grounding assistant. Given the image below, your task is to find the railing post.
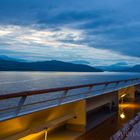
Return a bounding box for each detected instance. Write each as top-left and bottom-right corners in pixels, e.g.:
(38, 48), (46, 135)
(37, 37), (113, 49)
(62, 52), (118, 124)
(131, 79), (134, 85)
(113, 81), (119, 90)
(85, 86), (94, 98)
(59, 90), (68, 104)
(15, 96), (27, 116)
(44, 128), (48, 140)
(102, 83), (108, 93)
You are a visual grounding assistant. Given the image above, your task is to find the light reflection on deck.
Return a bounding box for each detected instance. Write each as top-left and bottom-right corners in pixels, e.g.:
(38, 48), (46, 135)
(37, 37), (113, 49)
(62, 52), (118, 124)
(76, 98), (140, 140)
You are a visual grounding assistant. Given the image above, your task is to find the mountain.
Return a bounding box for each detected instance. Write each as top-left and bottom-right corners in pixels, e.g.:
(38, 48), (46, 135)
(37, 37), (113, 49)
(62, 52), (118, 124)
(96, 62), (130, 72)
(96, 62), (140, 72)
(0, 59), (103, 72)
(126, 65), (140, 72)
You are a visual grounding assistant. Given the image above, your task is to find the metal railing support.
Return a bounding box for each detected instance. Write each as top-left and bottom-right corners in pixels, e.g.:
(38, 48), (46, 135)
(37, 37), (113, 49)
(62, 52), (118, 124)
(15, 96), (27, 116)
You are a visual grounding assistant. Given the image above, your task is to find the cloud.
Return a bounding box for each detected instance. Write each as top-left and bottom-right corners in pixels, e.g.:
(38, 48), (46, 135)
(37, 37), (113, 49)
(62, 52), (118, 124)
(0, 0), (140, 65)
(0, 25), (140, 66)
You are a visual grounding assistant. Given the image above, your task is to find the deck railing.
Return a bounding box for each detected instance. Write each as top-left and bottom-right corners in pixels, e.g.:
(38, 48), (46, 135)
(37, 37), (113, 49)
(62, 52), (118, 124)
(0, 78), (140, 121)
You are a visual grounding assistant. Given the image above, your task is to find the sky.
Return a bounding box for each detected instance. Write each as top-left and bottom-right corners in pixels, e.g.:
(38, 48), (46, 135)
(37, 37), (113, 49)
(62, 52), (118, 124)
(0, 0), (140, 66)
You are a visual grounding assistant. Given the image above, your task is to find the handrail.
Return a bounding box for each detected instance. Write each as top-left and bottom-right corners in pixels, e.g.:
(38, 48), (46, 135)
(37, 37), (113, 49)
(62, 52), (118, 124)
(0, 78), (139, 100)
(0, 78), (140, 121)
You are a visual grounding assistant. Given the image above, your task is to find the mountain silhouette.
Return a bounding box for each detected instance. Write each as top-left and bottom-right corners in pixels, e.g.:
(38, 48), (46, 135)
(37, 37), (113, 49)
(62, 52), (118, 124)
(0, 58), (103, 72)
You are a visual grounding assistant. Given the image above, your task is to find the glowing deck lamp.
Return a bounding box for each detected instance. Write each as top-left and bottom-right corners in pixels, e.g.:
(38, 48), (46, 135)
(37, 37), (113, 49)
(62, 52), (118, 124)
(120, 112), (125, 119)
(121, 94), (127, 98)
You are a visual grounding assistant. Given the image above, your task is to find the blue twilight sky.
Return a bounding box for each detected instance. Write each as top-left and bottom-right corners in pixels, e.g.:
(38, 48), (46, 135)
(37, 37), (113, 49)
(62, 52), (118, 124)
(0, 0), (140, 66)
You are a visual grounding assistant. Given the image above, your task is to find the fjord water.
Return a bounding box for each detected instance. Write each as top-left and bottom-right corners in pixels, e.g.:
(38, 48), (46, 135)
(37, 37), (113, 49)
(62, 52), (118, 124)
(0, 72), (140, 95)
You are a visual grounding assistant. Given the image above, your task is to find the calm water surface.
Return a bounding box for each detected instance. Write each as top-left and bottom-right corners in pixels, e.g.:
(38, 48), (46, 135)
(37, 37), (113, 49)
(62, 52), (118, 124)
(0, 72), (140, 95)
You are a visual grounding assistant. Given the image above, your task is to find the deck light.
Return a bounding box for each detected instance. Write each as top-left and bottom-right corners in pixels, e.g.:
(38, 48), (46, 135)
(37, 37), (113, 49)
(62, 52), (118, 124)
(120, 112), (125, 119)
(121, 94), (127, 98)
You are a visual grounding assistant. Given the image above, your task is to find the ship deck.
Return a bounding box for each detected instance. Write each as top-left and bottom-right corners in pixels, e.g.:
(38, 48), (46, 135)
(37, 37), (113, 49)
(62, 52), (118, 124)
(1, 78), (140, 140)
(77, 97), (140, 140)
